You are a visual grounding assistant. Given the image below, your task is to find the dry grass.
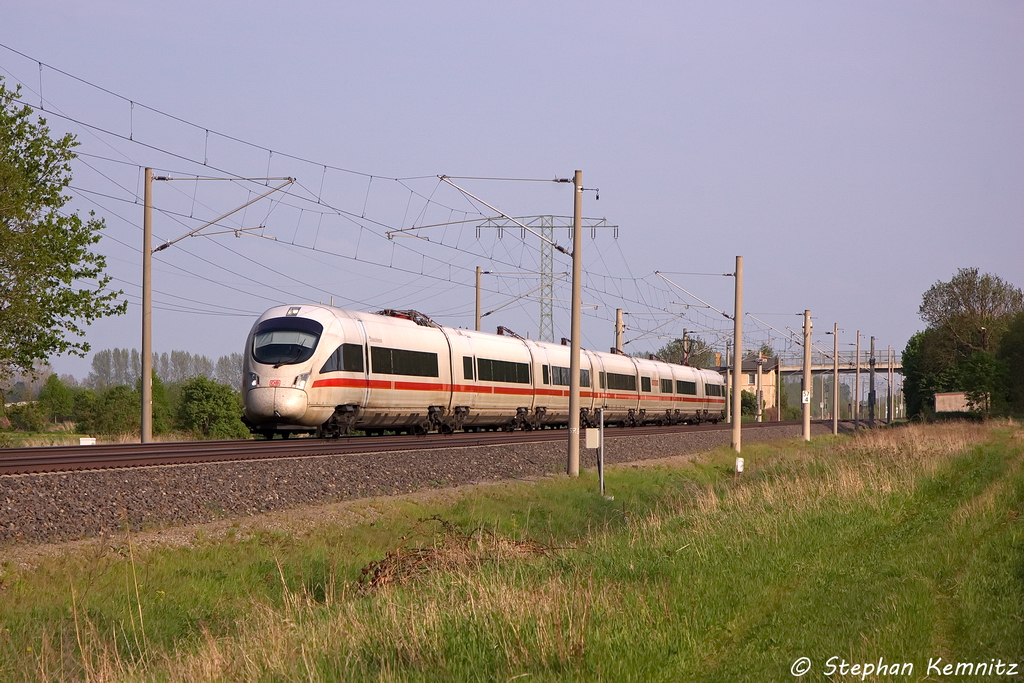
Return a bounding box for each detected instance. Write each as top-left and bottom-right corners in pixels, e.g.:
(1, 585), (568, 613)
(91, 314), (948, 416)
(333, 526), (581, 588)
(149, 571), (596, 682)
(0, 429), (219, 448)
(630, 420), (1000, 545)
(834, 420), (993, 461)
(359, 515), (562, 589)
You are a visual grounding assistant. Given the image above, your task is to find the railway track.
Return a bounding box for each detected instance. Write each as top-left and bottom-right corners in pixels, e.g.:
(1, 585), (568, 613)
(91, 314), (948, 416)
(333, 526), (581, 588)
(0, 421), (807, 476)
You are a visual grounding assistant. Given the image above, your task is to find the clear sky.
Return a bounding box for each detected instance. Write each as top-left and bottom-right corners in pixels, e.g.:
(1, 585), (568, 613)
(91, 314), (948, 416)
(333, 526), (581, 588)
(3, 1), (1022, 381)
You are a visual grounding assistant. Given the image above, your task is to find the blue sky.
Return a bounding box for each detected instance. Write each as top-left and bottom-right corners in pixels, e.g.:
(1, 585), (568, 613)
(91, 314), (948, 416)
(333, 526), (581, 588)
(3, 1), (1022, 380)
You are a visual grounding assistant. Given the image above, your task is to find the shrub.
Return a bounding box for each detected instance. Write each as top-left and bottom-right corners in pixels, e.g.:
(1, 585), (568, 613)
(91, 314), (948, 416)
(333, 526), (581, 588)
(93, 385), (141, 436)
(177, 376), (248, 439)
(38, 374), (74, 422)
(741, 390), (758, 415)
(7, 402), (47, 432)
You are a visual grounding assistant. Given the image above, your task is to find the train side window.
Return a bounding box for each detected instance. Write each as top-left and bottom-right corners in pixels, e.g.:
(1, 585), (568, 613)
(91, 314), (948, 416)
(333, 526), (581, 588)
(371, 346), (439, 377)
(320, 349), (338, 374)
(707, 384), (724, 397)
(606, 372), (637, 392)
(320, 343), (364, 373)
(550, 365), (571, 386)
(676, 380), (697, 395)
(542, 365), (549, 384)
(543, 365), (589, 387)
(599, 372), (605, 389)
(641, 376), (652, 392)
(660, 378), (673, 393)
(463, 356), (474, 380)
(477, 357), (530, 383)
(342, 343), (364, 372)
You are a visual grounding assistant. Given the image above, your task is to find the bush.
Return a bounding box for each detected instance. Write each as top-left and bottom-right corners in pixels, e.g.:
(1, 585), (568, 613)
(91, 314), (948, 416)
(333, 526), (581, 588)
(7, 402), (47, 432)
(136, 372), (173, 434)
(38, 374), (74, 422)
(177, 376), (248, 439)
(72, 389), (99, 432)
(92, 385), (141, 436)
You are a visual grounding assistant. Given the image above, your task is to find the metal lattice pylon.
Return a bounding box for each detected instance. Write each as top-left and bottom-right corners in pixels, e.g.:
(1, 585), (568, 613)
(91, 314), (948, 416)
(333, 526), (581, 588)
(473, 215), (618, 344)
(539, 216), (554, 342)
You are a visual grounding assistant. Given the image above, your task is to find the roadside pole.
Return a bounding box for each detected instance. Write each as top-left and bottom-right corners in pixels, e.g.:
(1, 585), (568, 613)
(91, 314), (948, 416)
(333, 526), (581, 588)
(832, 323), (839, 435)
(141, 168), (153, 444)
(802, 310), (812, 441)
(869, 336), (876, 428)
(598, 408), (605, 496)
(854, 331), (860, 431)
(567, 170), (583, 477)
(475, 266), (482, 331)
(731, 256), (743, 453)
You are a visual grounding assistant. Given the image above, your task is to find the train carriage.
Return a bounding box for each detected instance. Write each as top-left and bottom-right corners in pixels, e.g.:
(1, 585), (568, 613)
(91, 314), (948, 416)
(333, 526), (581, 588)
(242, 305), (726, 438)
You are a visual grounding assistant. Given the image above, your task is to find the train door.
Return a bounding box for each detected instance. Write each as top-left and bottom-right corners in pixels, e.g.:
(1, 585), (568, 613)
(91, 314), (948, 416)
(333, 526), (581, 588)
(444, 329), (479, 430)
(579, 349), (598, 424)
(352, 317), (372, 408)
(357, 314), (450, 430)
(589, 352), (607, 422)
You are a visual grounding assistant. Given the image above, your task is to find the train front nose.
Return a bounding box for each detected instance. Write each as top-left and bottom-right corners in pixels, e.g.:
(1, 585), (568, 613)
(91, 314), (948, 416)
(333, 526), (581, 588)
(245, 387), (309, 423)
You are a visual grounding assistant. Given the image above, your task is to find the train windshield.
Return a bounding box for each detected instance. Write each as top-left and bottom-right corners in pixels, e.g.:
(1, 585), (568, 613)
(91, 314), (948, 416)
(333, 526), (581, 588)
(252, 317), (324, 366)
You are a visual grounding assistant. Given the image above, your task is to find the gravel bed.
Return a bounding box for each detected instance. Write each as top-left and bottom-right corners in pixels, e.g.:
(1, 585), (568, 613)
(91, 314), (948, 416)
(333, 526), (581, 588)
(1, 423), (827, 547)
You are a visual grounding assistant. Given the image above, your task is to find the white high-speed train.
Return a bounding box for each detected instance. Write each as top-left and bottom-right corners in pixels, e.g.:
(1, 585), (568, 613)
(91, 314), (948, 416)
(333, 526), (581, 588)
(241, 305), (727, 438)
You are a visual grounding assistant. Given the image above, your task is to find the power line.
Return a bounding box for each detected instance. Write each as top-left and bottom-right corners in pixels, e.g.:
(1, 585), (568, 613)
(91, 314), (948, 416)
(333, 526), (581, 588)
(3, 44), (744, 341)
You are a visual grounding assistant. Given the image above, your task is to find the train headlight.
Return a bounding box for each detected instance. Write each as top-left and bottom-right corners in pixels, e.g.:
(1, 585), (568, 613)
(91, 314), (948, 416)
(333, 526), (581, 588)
(249, 372), (259, 388)
(294, 373), (310, 390)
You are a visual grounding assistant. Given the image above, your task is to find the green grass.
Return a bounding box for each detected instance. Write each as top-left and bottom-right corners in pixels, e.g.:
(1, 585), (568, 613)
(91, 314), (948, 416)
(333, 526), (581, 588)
(1, 422), (1021, 681)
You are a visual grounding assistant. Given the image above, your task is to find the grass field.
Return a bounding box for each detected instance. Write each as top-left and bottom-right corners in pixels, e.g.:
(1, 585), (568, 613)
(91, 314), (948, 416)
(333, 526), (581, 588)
(1, 421), (1022, 681)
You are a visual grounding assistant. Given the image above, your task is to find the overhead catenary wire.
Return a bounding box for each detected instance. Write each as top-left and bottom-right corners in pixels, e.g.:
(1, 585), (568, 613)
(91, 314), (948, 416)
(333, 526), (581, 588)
(14, 71), (663, 325)
(2, 44), (750, 356)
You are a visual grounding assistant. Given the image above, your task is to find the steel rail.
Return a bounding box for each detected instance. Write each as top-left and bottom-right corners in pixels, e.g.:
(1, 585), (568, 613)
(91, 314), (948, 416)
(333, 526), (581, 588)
(0, 421), (809, 476)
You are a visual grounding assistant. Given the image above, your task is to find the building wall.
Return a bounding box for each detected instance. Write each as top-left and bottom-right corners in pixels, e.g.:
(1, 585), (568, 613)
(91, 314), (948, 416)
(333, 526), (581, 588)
(935, 392), (970, 413)
(737, 367), (778, 415)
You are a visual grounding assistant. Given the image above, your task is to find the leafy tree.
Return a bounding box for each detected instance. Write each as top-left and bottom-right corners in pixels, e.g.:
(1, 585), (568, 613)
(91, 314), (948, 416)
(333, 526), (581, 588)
(96, 386), (141, 436)
(902, 330), (960, 417)
(74, 385), (140, 436)
(903, 269), (1024, 418)
(177, 376), (248, 439)
(0, 77), (125, 385)
(38, 373), (74, 422)
(653, 335), (717, 369)
(919, 267), (1023, 354)
(961, 351), (1002, 415)
(744, 343), (776, 360)
(72, 388), (99, 430)
(740, 390), (758, 416)
(997, 312), (1024, 415)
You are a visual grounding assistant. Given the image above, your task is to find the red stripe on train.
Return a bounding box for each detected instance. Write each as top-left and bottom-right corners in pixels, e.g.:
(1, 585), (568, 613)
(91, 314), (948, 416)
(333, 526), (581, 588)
(311, 377), (727, 404)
